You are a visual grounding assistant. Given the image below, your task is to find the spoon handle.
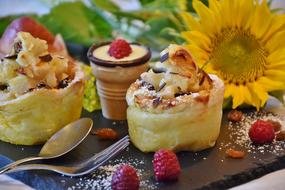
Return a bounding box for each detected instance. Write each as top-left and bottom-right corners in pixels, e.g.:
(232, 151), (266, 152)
(0, 156), (42, 174)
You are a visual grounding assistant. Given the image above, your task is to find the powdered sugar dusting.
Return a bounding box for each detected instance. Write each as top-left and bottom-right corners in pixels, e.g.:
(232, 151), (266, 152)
(67, 148), (158, 190)
(219, 111), (285, 156)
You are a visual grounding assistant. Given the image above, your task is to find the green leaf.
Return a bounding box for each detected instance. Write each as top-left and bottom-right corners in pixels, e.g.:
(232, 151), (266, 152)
(139, 0), (155, 6)
(90, 0), (120, 12)
(143, 0), (187, 11)
(222, 97), (232, 110)
(113, 0), (187, 21)
(187, 0), (208, 12)
(0, 16), (19, 37)
(37, 1), (112, 45)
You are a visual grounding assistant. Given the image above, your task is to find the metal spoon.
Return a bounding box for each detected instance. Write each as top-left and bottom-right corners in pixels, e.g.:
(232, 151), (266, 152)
(0, 118), (93, 174)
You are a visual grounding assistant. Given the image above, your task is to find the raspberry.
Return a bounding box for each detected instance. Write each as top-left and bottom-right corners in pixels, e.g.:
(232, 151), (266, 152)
(108, 39), (132, 59)
(111, 165), (139, 190)
(249, 119), (275, 144)
(152, 149), (181, 181)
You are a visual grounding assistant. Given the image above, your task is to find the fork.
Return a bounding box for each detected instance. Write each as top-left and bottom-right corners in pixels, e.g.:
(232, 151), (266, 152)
(4, 136), (130, 177)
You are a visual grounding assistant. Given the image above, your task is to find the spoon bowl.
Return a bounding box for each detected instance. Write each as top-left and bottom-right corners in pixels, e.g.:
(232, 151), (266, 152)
(0, 118), (93, 174)
(39, 118), (93, 158)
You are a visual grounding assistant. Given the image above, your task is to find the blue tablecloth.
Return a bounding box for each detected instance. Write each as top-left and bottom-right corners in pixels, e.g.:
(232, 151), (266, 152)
(0, 155), (61, 190)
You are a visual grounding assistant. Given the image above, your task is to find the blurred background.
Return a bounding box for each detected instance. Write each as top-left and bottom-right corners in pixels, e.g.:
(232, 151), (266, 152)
(0, 0), (284, 54)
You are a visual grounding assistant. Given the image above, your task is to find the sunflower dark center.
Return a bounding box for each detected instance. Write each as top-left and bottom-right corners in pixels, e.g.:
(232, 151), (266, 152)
(210, 27), (268, 85)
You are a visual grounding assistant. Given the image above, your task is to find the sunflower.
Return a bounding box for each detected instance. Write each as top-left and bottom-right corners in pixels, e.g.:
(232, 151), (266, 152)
(181, 0), (285, 109)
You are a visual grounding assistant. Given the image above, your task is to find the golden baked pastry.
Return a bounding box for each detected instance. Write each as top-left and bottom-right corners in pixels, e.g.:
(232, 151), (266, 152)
(0, 32), (84, 145)
(126, 44), (225, 152)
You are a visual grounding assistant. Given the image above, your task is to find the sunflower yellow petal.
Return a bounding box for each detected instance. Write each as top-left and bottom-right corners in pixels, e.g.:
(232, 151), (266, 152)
(247, 83), (262, 109)
(208, 0), (222, 29)
(181, 31), (211, 51)
(267, 49), (285, 64)
(262, 14), (285, 44)
(232, 85), (245, 109)
(208, 0), (220, 14)
(252, 82), (269, 107)
(204, 63), (217, 74)
(180, 12), (201, 31)
(193, 0), (217, 35)
(224, 83), (235, 98)
(219, 0), (232, 27)
(231, 0), (243, 27)
(237, 0), (254, 28)
(244, 1), (257, 30)
(257, 77), (285, 91)
(250, 0), (271, 39)
(184, 44), (208, 65)
(265, 70), (285, 80)
(267, 61), (285, 70)
(239, 85), (253, 105)
(265, 30), (285, 53)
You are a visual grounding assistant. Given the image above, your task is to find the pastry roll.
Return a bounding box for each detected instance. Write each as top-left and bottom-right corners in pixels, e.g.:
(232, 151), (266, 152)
(126, 45), (225, 152)
(0, 32), (84, 145)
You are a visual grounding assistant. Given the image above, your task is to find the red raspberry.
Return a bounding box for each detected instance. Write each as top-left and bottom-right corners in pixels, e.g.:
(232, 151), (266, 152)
(111, 165), (139, 190)
(249, 119), (275, 144)
(108, 39), (132, 59)
(153, 149), (181, 181)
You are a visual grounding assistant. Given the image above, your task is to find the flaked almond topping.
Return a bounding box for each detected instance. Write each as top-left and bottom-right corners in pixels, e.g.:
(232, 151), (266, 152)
(37, 83), (47, 89)
(58, 78), (70, 89)
(4, 54), (17, 59)
(160, 52), (169, 63)
(157, 81), (166, 92)
(141, 80), (155, 91)
(91, 128), (119, 140)
(16, 67), (26, 75)
(14, 41), (22, 54)
(226, 148), (245, 159)
(228, 110), (243, 122)
(152, 67), (166, 74)
(174, 92), (189, 97)
(153, 97), (162, 108)
(39, 54), (53, 62)
(167, 100), (176, 108)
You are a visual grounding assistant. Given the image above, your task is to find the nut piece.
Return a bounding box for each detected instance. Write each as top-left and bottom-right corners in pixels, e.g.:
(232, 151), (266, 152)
(226, 148), (245, 159)
(91, 128), (119, 140)
(266, 119), (282, 132)
(276, 130), (285, 141)
(227, 110), (243, 122)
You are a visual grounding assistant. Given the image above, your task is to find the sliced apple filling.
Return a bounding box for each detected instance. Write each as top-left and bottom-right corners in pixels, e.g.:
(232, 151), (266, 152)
(0, 32), (75, 100)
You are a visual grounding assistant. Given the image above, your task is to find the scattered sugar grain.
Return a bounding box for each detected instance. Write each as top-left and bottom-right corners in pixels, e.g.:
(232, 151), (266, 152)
(67, 155), (158, 190)
(219, 111), (285, 156)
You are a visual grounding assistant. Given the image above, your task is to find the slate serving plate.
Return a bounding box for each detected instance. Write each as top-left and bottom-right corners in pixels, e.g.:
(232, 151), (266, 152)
(1, 109), (285, 190)
(1, 44), (285, 189)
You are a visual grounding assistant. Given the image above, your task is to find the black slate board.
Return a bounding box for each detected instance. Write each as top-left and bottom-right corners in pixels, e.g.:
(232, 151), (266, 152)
(1, 110), (285, 190)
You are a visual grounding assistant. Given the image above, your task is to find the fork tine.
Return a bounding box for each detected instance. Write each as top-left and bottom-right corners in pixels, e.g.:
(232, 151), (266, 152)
(92, 139), (129, 165)
(94, 135), (129, 158)
(4, 136), (130, 177)
(73, 140), (130, 176)
(79, 136), (130, 167)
